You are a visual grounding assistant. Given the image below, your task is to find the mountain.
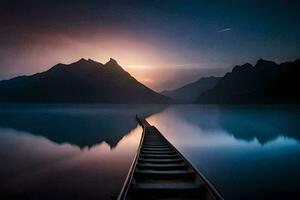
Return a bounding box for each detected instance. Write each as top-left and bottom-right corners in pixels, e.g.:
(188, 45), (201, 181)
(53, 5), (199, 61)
(196, 58), (300, 104)
(161, 76), (220, 103)
(0, 58), (170, 104)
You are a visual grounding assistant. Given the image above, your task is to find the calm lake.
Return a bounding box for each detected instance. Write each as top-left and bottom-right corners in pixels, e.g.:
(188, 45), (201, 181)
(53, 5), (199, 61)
(0, 104), (299, 199)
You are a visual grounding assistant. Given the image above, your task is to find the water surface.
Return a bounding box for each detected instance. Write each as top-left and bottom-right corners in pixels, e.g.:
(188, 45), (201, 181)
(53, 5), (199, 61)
(0, 104), (164, 200)
(148, 105), (300, 200)
(0, 104), (299, 200)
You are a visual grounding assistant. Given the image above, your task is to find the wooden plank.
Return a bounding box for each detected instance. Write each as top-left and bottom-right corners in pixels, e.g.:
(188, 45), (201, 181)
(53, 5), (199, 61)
(117, 115), (224, 200)
(133, 182), (204, 190)
(138, 157), (183, 164)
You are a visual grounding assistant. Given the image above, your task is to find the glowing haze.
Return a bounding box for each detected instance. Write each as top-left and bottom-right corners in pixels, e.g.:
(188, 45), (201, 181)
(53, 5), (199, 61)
(1, 1), (300, 91)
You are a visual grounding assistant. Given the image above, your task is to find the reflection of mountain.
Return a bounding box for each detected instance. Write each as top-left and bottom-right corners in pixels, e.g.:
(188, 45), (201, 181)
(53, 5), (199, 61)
(171, 105), (300, 144)
(0, 104), (166, 148)
(217, 106), (300, 144)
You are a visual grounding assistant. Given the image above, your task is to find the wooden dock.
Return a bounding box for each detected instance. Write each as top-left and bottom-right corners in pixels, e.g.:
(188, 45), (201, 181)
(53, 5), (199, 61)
(117, 115), (223, 200)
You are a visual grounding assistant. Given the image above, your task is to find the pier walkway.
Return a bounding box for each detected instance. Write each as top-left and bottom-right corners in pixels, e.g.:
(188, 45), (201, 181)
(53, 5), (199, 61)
(118, 116), (223, 200)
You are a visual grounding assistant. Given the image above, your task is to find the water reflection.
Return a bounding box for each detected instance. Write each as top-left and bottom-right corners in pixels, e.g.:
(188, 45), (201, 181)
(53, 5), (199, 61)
(0, 104), (165, 200)
(1, 104), (300, 200)
(0, 124), (142, 200)
(147, 105), (300, 200)
(218, 105), (300, 144)
(0, 104), (165, 148)
(148, 105), (300, 145)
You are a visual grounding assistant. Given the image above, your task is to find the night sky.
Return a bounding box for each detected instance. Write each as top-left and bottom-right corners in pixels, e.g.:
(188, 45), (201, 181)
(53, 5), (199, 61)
(1, 0), (300, 91)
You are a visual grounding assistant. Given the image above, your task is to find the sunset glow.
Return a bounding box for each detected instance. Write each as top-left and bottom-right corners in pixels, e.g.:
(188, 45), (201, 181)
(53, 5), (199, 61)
(1, 1), (300, 91)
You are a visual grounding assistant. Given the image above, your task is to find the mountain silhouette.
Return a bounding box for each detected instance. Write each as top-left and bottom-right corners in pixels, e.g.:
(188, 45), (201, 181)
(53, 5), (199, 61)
(161, 76), (220, 103)
(0, 58), (170, 104)
(196, 58), (300, 104)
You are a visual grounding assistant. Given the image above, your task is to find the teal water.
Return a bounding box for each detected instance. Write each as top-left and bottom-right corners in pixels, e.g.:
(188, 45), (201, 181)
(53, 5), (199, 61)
(0, 104), (299, 199)
(147, 105), (300, 200)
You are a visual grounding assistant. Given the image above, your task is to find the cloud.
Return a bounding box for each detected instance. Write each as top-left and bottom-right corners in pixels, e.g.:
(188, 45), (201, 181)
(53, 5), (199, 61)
(218, 27), (232, 33)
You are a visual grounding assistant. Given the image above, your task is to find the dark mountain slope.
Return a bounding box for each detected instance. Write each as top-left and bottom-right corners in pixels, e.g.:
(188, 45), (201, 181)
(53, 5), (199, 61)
(0, 58), (170, 104)
(161, 76), (220, 103)
(196, 58), (300, 104)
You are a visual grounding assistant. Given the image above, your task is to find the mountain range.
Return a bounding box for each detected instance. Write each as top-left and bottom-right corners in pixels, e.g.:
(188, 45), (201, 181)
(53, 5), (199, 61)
(161, 76), (220, 103)
(196, 58), (300, 104)
(0, 57), (299, 104)
(162, 58), (299, 104)
(0, 58), (170, 104)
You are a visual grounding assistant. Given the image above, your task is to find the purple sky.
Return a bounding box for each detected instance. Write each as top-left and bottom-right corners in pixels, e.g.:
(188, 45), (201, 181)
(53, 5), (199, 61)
(1, 0), (299, 91)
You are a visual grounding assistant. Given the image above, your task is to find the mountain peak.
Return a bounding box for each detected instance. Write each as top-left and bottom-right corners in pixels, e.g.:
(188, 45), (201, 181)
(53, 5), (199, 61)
(232, 63), (253, 73)
(74, 58), (101, 65)
(70, 58), (92, 66)
(104, 58), (126, 73)
(76, 58), (107, 66)
(110, 57), (117, 62)
(105, 58), (119, 66)
(0, 57), (169, 103)
(255, 58), (278, 71)
(256, 58), (277, 66)
(77, 58), (88, 63)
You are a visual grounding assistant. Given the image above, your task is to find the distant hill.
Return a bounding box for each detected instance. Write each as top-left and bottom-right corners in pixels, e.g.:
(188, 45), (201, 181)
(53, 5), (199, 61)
(196, 58), (300, 104)
(161, 76), (220, 103)
(0, 58), (170, 104)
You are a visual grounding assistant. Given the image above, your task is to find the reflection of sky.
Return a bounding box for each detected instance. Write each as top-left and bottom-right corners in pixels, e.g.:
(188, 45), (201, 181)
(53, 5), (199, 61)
(0, 125), (142, 200)
(0, 104), (162, 200)
(147, 105), (300, 200)
(0, 104), (164, 148)
(147, 105), (300, 147)
(148, 113), (298, 148)
(1, 104), (300, 200)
